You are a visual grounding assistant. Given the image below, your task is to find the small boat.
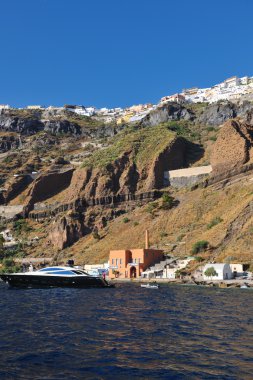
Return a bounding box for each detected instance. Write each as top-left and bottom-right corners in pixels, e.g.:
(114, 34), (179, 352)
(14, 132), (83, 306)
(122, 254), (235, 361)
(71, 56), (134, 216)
(0, 266), (114, 288)
(141, 283), (159, 289)
(240, 284), (250, 289)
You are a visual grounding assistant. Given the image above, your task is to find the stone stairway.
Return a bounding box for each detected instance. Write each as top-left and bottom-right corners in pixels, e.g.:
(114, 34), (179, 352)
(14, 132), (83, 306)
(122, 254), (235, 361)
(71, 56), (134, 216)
(146, 257), (177, 274)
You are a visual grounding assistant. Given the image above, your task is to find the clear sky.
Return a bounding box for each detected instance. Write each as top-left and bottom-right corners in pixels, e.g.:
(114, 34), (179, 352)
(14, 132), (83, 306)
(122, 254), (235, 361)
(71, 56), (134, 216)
(1, 0), (253, 108)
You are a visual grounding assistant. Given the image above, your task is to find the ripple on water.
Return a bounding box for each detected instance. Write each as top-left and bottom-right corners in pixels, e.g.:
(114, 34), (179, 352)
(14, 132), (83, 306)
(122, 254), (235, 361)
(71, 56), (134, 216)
(0, 283), (253, 379)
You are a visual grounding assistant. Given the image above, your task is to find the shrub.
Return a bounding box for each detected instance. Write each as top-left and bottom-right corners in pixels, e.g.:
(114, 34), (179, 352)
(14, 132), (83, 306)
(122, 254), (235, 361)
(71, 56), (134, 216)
(204, 267), (218, 279)
(160, 193), (174, 210)
(207, 217), (223, 230)
(145, 202), (158, 215)
(194, 256), (204, 262)
(13, 220), (32, 235)
(191, 240), (209, 254)
(176, 233), (185, 242)
(92, 231), (101, 240)
(209, 136), (217, 142)
(123, 217), (130, 223)
(160, 231), (168, 238)
(133, 221), (139, 227)
(0, 257), (21, 273)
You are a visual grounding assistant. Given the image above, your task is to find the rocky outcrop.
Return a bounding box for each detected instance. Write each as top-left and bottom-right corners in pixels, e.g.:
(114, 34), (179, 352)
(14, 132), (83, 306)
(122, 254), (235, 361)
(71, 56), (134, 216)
(44, 120), (82, 136)
(25, 167), (74, 211)
(144, 137), (187, 190)
(141, 100), (253, 128)
(210, 120), (253, 175)
(49, 212), (88, 249)
(0, 114), (44, 135)
(0, 110), (120, 139)
(0, 134), (22, 152)
(55, 137), (187, 202)
(197, 102), (237, 126)
(2, 175), (33, 204)
(141, 103), (195, 127)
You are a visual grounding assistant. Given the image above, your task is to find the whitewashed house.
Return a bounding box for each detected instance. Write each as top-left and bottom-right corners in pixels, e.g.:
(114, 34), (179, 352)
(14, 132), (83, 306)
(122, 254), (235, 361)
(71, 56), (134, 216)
(203, 263), (232, 281)
(229, 263), (247, 277)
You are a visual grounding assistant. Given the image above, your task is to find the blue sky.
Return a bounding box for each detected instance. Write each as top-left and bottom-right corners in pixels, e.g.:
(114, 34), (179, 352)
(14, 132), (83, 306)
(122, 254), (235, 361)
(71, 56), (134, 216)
(1, 0), (253, 108)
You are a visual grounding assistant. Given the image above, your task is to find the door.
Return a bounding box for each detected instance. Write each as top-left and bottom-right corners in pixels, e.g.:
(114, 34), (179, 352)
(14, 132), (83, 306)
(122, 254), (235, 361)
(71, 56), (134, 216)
(130, 266), (137, 278)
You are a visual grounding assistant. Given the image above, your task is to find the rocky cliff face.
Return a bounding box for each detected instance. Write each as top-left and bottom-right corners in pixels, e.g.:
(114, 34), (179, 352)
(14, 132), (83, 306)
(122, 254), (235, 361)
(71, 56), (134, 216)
(0, 109), (120, 139)
(56, 136), (187, 203)
(49, 212), (87, 250)
(0, 134), (22, 153)
(25, 167), (74, 211)
(211, 119), (253, 175)
(142, 100), (253, 128)
(141, 103), (195, 127)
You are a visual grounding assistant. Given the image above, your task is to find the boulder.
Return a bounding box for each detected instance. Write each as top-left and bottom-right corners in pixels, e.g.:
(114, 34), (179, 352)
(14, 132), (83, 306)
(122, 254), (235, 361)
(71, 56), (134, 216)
(49, 212), (87, 250)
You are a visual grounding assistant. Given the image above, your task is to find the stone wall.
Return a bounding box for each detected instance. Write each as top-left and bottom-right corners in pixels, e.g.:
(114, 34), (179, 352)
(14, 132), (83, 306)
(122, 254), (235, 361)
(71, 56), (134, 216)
(0, 205), (24, 220)
(164, 166), (212, 188)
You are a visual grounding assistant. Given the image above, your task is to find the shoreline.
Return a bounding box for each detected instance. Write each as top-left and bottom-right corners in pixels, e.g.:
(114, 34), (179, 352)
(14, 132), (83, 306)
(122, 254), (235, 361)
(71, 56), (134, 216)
(109, 277), (253, 288)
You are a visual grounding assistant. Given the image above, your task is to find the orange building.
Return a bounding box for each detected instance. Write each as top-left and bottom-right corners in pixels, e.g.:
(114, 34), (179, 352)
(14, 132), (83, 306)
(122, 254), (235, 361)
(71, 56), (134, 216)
(108, 231), (164, 279)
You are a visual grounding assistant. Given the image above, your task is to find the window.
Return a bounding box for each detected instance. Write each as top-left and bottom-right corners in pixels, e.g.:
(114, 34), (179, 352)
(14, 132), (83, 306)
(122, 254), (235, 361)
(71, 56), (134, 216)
(116, 259), (118, 265)
(112, 259), (114, 265)
(120, 259), (122, 264)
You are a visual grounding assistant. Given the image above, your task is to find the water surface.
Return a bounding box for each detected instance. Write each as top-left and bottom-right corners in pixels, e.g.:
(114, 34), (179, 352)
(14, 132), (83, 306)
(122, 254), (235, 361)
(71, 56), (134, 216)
(0, 282), (252, 379)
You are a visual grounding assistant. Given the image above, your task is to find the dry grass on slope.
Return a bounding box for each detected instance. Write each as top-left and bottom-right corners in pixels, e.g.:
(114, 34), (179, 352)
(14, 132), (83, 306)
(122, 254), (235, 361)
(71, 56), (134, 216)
(62, 176), (253, 265)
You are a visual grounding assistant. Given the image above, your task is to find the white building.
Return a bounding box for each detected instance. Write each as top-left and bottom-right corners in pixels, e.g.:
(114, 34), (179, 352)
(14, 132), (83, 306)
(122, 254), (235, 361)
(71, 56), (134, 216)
(27, 105), (44, 110)
(223, 76), (240, 88)
(162, 257), (194, 279)
(161, 75), (253, 105)
(84, 262), (109, 276)
(229, 263), (246, 277)
(203, 263), (232, 281)
(0, 104), (10, 110)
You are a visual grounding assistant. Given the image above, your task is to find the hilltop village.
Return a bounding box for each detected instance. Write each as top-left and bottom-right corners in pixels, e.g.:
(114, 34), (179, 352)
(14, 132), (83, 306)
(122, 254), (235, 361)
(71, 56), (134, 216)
(1, 75), (253, 283)
(2, 75), (253, 123)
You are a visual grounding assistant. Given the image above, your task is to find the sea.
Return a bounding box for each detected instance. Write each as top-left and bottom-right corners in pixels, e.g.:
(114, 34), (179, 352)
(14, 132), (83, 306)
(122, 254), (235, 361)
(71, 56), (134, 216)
(0, 282), (253, 380)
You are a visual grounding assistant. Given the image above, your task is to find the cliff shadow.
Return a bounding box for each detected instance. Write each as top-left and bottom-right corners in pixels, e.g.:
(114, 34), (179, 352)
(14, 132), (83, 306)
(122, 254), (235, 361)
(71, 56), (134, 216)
(184, 141), (205, 167)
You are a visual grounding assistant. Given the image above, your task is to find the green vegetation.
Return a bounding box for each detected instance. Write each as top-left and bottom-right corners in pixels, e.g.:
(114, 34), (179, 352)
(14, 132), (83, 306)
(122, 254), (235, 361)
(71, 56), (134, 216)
(82, 124), (175, 169)
(7, 109), (42, 120)
(92, 231), (101, 240)
(133, 221), (139, 227)
(145, 201), (159, 216)
(123, 217), (130, 224)
(191, 240), (209, 254)
(13, 220), (32, 236)
(160, 231), (168, 238)
(194, 256), (205, 262)
(207, 216), (223, 230)
(0, 258), (21, 273)
(160, 193), (175, 210)
(176, 233), (185, 242)
(63, 111), (105, 130)
(204, 266), (218, 279)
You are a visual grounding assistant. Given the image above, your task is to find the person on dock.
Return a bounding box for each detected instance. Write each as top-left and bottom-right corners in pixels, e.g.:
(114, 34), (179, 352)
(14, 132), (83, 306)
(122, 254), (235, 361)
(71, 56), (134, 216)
(29, 263), (34, 272)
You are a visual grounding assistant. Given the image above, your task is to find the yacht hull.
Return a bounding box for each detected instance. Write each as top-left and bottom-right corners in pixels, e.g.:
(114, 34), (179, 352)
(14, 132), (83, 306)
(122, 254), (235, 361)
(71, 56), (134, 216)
(0, 274), (113, 288)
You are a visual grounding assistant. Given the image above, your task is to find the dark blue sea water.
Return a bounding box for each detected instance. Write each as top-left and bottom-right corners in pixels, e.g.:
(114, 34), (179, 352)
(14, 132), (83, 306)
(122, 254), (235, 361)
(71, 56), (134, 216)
(0, 282), (253, 380)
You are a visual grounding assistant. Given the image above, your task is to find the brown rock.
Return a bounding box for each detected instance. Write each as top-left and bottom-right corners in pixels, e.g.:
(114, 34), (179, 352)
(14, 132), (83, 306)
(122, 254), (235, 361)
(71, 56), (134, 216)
(49, 212), (87, 250)
(211, 120), (253, 175)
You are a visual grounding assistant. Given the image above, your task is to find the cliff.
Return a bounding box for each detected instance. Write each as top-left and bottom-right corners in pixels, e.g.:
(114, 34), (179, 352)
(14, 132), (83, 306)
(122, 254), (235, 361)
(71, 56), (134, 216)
(1, 97), (253, 267)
